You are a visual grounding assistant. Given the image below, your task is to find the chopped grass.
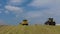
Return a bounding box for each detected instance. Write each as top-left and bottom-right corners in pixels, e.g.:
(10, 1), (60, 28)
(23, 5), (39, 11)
(0, 25), (60, 34)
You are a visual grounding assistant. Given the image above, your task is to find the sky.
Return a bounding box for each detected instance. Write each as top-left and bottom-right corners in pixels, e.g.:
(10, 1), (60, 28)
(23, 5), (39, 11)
(0, 0), (60, 25)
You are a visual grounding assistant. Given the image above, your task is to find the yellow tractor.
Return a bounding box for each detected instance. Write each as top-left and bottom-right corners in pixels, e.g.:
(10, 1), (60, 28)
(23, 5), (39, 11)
(20, 19), (28, 25)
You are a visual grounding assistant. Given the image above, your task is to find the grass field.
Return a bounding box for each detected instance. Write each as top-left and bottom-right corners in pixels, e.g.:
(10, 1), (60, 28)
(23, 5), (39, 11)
(0, 25), (60, 34)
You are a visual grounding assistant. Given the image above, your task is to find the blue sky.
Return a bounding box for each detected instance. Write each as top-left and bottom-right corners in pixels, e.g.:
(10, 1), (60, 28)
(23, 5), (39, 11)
(0, 0), (59, 25)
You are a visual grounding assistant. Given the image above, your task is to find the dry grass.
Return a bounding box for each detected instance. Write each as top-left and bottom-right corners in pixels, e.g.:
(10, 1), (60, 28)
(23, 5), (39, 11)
(0, 25), (60, 34)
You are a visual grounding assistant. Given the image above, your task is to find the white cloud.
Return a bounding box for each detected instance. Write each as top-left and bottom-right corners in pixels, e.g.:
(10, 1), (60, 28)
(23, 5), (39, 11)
(24, 11), (43, 19)
(28, 0), (55, 7)
(9, 0), (23, 5)
(5, 5), (23, 14)
(9, 0), (24, 3)
(10, 0), (22, 2)
(5, 10), (9, 14)
(26, 0), (60, 18)
(8, 0), (29, 6)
